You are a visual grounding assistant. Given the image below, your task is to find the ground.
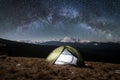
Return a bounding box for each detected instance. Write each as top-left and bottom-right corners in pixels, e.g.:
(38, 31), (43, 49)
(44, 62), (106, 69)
(0, 55), (120, 80)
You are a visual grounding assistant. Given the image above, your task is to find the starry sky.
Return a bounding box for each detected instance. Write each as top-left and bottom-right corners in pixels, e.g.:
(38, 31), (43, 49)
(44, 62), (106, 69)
(0, 0), (120, 42)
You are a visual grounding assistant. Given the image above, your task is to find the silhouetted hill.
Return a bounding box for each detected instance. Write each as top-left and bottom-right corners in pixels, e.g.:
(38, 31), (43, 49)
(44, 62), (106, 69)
(40, 41), (120, 56)
(40, 41), (120, 63)
(0, 38), (57, 57)
(0, 38), (120, 63)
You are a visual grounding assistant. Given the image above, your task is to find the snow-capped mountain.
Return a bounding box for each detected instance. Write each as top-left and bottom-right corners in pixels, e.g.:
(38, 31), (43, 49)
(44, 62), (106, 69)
(59, 36), (79, 42)
(17, 36), (91, 44)
(59, 36), (91, 43)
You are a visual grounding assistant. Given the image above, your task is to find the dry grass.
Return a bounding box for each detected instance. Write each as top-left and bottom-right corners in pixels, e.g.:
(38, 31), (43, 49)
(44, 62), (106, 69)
(0, 55), (120, 80)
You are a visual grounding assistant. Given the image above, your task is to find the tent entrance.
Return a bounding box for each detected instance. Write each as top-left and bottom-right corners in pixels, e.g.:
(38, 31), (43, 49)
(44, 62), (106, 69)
(55, 49), (77, 65)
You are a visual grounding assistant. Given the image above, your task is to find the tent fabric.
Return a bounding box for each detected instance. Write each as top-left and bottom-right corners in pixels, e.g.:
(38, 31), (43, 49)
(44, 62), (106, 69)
(54, 49), (78, 65)
(46, 46), (65, 64)
(65, 46), (84, 64)
(46, 46), (84, 66)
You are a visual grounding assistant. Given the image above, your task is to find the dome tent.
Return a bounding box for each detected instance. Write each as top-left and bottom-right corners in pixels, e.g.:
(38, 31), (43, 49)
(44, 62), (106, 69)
(46, 46), (85, 66)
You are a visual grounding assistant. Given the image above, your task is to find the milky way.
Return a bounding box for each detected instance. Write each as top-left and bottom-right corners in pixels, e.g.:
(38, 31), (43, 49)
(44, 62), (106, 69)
(0, 0), (120, 42)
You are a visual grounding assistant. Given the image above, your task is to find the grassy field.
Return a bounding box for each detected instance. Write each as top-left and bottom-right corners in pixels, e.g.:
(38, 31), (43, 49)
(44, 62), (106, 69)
(0, 55), (120, 80)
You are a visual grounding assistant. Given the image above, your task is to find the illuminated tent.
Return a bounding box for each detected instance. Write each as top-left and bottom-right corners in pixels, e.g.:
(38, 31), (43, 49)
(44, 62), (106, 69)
(46, 46), (85, 66)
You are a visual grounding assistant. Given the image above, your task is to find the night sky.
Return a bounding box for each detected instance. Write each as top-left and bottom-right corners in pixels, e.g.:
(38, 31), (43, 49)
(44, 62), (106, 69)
(0, 0), (120, 42)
